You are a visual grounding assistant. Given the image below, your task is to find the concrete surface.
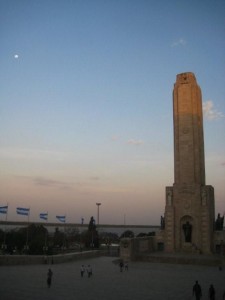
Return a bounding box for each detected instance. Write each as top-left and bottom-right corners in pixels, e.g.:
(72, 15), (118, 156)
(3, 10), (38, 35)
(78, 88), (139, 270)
(0, 256), (224, 300)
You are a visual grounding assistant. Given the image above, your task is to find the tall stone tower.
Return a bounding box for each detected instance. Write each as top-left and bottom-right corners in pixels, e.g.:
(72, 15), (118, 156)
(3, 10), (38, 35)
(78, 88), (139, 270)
(164, 72), (215, 254)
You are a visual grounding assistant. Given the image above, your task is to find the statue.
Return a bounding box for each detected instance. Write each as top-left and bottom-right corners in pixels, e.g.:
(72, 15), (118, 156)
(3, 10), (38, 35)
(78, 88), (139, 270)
(86, 216), (99, 248)
(201, 187), (207, 205)
(215, 213), (224, 231)
(88, 216), (96, 231)
(167, 190), (172, 206)
(160, 216), (165, 229)
(182, 221), (192, 243)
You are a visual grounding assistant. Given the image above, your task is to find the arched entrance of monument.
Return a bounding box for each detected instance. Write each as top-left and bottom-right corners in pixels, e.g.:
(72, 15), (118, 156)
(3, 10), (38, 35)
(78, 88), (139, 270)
(180, 215), (194, 252)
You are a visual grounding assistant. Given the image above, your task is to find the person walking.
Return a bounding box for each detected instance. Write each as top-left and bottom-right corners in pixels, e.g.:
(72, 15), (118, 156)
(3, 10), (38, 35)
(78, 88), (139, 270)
(208, 284), (215, 300)
(119, 260), (124, 272)
(80, 265), (85, 277)
(192, 280), (202, 300)
(47, 268), (53, 288)
(87, 265), (92, 278)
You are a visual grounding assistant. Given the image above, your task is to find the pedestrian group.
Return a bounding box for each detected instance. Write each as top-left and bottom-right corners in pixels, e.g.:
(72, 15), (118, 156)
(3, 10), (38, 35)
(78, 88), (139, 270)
(192, 280), (225, 300)
(80, 264), (93, 278)
(45, 265), (225, 299)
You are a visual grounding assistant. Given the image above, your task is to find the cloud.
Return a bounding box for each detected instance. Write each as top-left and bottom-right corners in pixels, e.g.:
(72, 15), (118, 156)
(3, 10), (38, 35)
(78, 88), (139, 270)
(127, 139), (144, 146)
(171, 38), (187, 47)
(203, 100), (224, 120)
(33, 177), (71, 189)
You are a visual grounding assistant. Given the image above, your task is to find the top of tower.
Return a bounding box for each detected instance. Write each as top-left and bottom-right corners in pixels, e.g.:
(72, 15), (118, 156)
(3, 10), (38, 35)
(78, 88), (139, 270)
(176, 72), (197, 85)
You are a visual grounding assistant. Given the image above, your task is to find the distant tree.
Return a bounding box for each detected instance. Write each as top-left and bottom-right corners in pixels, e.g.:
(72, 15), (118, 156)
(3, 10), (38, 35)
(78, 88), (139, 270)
(4, 224), (49, 254)
(80, 230), (89, 248)
(5, 229), (25, 254)
(147, 232), (155, 236)
(0, 228), (4, 243)
(136, 232), (147, 237)
(65, 226), (80, 248)
(136, 232), (155, 238)
(120, 230), (134, 239)
(27, 224), (48, 254)
(99, 232), (119, 245)
(53, 227), (66, 249)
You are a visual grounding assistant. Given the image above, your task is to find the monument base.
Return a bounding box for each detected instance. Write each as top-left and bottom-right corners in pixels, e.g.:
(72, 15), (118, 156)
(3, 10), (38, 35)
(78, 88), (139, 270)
(120, 232), (225, 266)
(137, 252), (224, 267)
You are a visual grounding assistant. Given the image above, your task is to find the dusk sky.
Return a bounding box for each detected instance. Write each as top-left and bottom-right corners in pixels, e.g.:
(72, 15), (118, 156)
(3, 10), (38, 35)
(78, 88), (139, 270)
(0, 0), (224, 225)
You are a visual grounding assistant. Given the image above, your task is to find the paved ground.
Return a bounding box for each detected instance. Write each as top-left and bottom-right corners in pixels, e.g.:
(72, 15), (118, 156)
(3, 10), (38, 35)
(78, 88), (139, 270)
(0, 256), (225, 300)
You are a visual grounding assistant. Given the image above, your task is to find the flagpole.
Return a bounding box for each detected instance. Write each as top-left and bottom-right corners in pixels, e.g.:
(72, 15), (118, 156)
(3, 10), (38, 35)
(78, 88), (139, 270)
(63, 214), (66, 253)
(44, 212), (48, 255)
(25, 208), (30, 253)
(2, 203), (8, 252)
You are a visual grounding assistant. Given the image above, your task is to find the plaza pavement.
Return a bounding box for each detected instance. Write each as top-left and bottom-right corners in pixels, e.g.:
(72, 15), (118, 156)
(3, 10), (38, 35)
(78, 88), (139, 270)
(0, 256), (225, 300)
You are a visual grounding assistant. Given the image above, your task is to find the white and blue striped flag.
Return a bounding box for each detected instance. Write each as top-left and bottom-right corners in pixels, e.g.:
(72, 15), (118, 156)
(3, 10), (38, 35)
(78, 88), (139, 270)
(16, 207), (30, 216)
(56, 215), (66, 223)
(40, 213), (48, 221)
(0, 205), (8, 214)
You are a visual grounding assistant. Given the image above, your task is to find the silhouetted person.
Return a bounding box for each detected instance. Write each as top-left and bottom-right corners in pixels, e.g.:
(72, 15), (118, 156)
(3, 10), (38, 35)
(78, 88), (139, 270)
(47, 268), (53, 288)
(87, 265), (92, 278)
(80, 265), (85, 277)
(119, 260), (124, 272)
(215, 213), (224, 230)
(208, 284), (215, 300)
(192, 280), (202, 300)
(160, 216), (165, 229)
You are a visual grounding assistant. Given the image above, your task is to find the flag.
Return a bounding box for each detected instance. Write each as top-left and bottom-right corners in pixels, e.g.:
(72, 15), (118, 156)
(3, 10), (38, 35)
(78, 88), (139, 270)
(0, 206), (8, 214)
(40, 213), (48, 221)
(56, 215), (66, 223)
(16, 207), (30, 216)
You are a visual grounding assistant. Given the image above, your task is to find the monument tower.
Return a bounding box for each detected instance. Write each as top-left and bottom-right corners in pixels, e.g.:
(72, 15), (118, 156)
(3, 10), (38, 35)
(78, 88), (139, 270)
(164, 72), (215, 254)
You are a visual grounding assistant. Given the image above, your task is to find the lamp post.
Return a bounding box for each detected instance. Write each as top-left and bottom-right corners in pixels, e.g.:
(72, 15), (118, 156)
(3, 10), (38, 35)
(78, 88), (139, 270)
(96, 203), (101, 225)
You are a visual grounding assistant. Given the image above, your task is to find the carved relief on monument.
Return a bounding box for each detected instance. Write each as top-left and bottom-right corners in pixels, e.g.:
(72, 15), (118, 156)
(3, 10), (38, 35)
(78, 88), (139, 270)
(166, 187), (173, 206)
(176, 72), (196, 85)
(182, 127), (189, 134)
(178, 185), (195, 194)
(201, 186), (207, 206)
(184, 200), (191, 210)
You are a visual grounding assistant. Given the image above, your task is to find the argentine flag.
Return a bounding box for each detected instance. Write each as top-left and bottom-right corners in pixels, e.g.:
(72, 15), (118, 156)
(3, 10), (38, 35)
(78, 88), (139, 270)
(0, 206), (8, 214)
(40, 213), (48, 221)
(16, 207), (30, 216)
(56, 215), (66, 223)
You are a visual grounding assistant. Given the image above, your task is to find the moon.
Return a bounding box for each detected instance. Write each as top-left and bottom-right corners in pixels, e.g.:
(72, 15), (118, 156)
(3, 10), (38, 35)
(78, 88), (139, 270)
(14, 54), (19, 59)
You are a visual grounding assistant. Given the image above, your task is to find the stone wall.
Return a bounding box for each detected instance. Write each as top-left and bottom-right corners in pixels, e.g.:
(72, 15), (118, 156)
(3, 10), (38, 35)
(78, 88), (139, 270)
(120, 237), (155, 261)
(214, 231), (225, 255)
(0, 250), (102, 266)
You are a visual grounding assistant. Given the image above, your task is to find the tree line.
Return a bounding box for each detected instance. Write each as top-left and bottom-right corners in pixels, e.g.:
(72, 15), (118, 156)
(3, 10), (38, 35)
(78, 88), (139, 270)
(0, 217), (155, 255)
